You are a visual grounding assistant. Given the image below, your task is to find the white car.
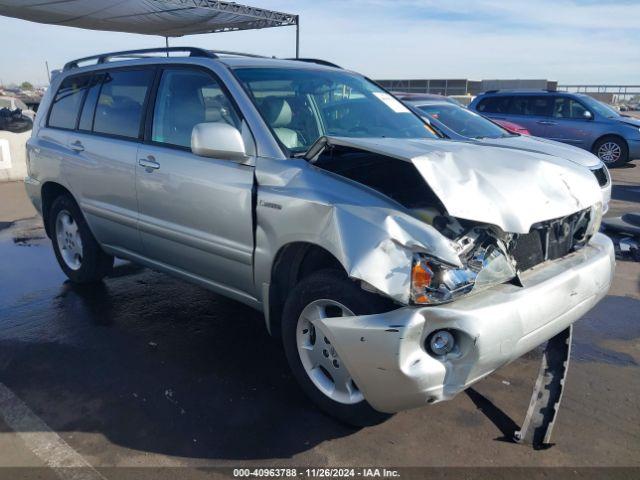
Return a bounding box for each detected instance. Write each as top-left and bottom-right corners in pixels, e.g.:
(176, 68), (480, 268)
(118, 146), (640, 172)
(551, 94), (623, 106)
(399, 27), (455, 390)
(406, 99), (612, 212)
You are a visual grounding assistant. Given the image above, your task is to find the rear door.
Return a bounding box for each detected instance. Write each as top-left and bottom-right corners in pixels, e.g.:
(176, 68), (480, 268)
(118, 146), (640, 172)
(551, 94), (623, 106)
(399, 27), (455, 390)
(63, 68), (155, 255)
(135, 66), (256, 299)
(504, 95), (554, 137)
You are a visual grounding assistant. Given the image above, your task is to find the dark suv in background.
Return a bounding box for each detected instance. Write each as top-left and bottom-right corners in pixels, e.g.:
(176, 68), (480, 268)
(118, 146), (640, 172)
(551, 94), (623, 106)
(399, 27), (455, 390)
(470, 91), (640, 166)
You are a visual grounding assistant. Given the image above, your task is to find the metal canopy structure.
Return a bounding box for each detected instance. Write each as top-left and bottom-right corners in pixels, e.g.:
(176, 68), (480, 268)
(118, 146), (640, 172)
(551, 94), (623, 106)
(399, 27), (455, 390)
(0, 0), (300, 55)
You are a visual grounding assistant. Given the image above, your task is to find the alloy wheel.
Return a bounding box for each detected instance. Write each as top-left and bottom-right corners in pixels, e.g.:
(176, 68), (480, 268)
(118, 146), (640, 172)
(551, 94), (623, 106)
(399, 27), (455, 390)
(597, 141), (622, 165)
(55, 210), (83, 271)
(296, 299), (364, 405)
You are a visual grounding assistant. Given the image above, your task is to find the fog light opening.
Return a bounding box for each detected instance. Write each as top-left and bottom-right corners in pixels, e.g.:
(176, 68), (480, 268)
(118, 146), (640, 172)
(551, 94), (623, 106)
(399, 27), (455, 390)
(428, 330), (455, 356)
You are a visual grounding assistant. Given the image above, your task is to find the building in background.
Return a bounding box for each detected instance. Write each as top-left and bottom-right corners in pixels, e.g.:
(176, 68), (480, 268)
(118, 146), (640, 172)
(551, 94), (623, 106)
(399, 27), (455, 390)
(376, 78), (557, 96)
(375, 78), (639, 106)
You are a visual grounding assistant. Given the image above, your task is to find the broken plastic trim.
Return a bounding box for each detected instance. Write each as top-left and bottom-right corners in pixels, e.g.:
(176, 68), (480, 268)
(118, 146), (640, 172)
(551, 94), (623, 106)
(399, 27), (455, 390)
(515, 325), (572, 449)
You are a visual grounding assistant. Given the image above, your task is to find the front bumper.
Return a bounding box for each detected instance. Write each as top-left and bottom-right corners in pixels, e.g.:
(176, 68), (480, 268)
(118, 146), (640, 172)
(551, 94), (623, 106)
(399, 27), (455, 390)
(319, 233), (615, 413)
(601, 184), (612, 213)
(628, 139), (640, 161)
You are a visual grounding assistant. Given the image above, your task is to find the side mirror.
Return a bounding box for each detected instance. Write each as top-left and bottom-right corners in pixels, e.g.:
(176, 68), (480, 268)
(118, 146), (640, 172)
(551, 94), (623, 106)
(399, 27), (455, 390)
(191, 122), (247, 161)
(583, 110), (593, 120)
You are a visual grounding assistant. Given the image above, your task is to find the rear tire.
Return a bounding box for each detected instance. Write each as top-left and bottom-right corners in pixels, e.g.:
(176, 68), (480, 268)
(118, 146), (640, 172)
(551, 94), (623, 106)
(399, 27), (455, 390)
(281, 269), (393, 427)
(593, 136), (629, 167)
(49, 194), (113, 283)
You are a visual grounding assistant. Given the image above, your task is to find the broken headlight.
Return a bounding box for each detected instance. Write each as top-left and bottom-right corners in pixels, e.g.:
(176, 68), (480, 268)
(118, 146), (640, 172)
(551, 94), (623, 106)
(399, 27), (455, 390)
(411, 234), (517, 305)
(586, 201), (603, 240)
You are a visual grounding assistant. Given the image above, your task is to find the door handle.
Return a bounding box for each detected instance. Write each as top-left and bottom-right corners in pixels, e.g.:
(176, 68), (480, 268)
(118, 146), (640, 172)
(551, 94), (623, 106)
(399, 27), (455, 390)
(138, 156), (160, 171)
(69, 140), (84, 152)
(537, 120), (557, 126)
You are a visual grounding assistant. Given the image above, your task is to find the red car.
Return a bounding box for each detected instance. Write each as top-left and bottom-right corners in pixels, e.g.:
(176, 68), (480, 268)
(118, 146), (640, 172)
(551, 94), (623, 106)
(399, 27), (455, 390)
(392, 92), (531, 135)
(492, 118), (530, 135)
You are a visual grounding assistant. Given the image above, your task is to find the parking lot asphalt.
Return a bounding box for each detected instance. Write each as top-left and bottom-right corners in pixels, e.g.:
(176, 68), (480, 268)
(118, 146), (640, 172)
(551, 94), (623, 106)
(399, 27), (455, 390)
(0, 160), (638, 478)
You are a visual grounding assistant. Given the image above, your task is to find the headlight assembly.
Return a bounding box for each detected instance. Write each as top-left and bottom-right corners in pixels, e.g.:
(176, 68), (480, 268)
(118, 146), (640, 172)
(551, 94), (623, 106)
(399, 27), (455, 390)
(411, 237), (517, 305)
(585, 201), (603, 239)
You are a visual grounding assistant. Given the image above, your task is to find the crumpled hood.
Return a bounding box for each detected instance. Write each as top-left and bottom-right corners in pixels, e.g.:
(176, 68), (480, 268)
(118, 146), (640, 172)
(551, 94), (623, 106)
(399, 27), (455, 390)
(312, 137), (603, 234)
(478, 135), (602, 168)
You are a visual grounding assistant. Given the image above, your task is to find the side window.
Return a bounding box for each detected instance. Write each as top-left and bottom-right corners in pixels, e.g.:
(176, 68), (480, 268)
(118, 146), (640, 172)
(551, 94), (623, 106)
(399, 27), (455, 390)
(93, 69), (154, 139)
(151, 69), (241, 149)
(568, 99), (589, 118)
(552, 97), (588, 119)
(477, 96), (511, 114)
(78, 74), (104, 131)
(48, 75), (92, 129)
(508, 96), (529, 115)
(509, 96), (553, 116)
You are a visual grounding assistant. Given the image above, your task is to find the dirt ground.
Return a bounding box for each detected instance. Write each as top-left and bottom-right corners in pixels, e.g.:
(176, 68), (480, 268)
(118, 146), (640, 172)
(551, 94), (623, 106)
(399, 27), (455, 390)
(0, 158), (638, 479)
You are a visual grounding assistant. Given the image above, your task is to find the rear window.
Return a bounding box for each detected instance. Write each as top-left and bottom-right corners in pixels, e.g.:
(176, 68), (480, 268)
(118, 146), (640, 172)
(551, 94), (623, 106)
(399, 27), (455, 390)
(476, 96), (511, 114)
(93, 70), (154, 139)
(48, 75), (92, 129)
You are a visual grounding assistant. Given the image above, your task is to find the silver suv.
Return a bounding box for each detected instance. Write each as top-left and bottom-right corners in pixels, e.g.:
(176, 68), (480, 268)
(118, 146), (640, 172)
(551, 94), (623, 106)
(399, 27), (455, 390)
(25, 48), (614, 426)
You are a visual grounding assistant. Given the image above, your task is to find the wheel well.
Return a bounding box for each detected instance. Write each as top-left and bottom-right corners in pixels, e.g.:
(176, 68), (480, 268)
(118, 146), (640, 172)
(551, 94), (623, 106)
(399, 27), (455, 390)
(267, 243), (345, 338)
(591, 134), (628, 154)
(41, 182), (73, 237)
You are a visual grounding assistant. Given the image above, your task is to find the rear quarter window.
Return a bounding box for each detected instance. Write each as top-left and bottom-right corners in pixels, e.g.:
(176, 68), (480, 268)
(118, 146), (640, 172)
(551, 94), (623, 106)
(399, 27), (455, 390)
(476, 96), (511, 114)
(48, 75), (92, 130)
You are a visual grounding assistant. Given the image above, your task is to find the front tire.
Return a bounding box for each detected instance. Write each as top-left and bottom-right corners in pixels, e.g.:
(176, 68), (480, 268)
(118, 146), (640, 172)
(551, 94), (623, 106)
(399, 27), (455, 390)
(49, 194), (113, 283)
(593, 136), (629, 167)
(282, 269), (393, 427)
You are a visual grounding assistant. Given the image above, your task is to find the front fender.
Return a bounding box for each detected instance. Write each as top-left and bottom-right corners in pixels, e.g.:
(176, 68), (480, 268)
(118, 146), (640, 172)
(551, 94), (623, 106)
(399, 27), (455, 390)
(253, 157), (460, 305)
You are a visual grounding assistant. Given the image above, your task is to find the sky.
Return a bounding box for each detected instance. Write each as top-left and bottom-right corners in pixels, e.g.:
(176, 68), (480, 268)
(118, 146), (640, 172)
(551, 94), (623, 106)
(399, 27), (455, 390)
(0, 0), (638, 86)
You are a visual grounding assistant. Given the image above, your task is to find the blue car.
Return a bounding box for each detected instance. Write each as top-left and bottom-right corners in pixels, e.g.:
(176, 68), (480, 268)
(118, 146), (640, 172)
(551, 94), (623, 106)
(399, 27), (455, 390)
(469, 91), (640, 166)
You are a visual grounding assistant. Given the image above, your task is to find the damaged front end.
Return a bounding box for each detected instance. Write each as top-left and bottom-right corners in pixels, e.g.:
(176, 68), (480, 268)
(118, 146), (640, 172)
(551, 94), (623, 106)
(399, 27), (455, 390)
(410, 203), (603, 305)
(255, 135), (614, 413)
(305, 136), (604, 306)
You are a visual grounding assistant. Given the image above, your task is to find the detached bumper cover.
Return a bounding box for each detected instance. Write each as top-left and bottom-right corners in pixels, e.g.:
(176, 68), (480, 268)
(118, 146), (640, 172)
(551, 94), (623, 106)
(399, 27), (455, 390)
(319, 233), (615, 413)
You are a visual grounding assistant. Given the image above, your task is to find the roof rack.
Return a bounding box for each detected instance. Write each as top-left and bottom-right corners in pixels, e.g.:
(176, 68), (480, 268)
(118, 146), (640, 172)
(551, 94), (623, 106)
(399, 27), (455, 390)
(210, 50), (269, 59)
(287, 58), (342, 69)
(480, 88), (558, 95)
(63, 47), (217, 71)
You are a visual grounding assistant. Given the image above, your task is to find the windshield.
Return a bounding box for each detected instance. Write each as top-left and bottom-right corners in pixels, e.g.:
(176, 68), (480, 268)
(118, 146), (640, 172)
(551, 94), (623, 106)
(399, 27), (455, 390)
(234, 67), (437, 154)
(417, 103), (510, 139)
(578, 95), (620, 118)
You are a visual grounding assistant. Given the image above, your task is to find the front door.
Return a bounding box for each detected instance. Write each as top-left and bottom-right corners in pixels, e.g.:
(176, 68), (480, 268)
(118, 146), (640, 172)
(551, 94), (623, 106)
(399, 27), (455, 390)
(135, 66), (256, 298)
(544, 96), (593, 148)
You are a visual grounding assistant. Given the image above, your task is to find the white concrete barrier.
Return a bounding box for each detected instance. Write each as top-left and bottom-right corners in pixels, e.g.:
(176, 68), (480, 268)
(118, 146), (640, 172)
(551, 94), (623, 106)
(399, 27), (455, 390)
(0, 130), (31, 182)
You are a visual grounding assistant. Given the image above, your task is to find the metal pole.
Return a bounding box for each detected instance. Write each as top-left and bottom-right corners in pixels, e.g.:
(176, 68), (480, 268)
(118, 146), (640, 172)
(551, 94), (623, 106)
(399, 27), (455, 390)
(295, 16), (300, 59)
(165, 36), (169, 56)
(45, 61), (51, 83)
